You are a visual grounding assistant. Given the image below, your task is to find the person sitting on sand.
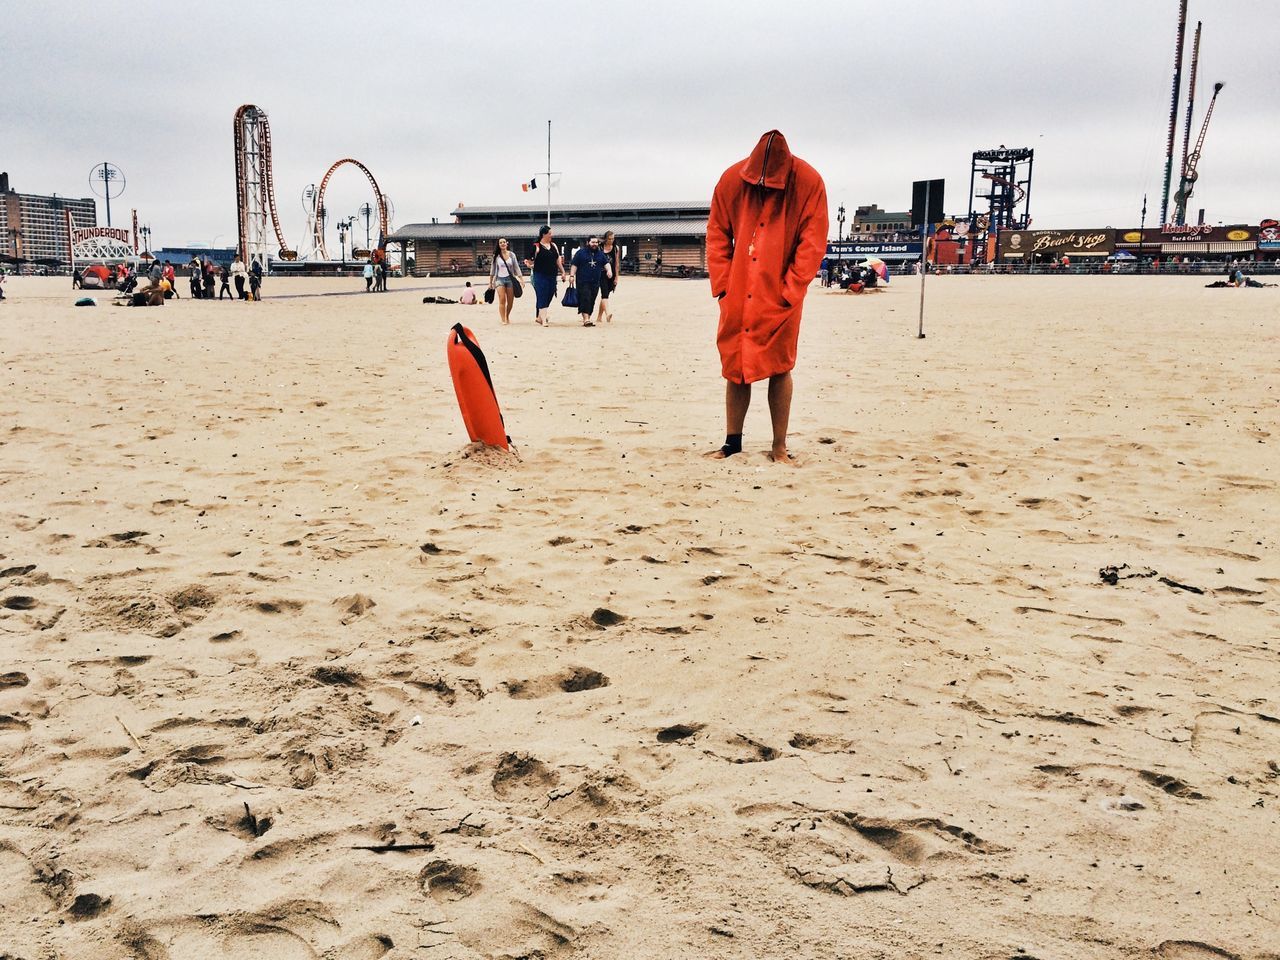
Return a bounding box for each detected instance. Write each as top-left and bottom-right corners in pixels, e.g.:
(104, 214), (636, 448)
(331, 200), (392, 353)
(124, 277), (169, 307)
(460, 281), (478, 305)
(706, 130), (828, 465)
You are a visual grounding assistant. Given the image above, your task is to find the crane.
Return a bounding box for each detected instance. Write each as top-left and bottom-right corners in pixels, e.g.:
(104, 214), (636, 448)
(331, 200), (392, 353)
(1173, 82), (1224, 227)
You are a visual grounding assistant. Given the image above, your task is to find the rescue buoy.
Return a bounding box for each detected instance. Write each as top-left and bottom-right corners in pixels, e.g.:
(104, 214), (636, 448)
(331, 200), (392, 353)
(447, 324), (509, 450)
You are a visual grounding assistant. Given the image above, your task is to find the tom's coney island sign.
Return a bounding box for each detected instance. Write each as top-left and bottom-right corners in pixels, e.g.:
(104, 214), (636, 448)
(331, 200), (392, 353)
(998, 229), (1114, 259)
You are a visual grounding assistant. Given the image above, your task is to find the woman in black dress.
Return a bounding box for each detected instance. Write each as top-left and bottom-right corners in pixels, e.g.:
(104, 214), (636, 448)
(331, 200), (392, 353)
(595, 230), (620, 324)
(523, 224), (568, 326)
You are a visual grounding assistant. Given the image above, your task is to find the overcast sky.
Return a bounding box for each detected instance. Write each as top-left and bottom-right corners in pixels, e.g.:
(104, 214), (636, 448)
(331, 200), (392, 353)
(3, 0), (1276, 249)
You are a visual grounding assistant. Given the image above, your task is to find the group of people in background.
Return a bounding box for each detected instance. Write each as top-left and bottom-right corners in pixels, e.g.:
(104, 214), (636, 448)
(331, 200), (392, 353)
(819, 258), (883, 291)
(69, 257), (263, 301)
(486, 226), (621, 327)
(190, 256), (263, 300)
(361, 257), (389, 293)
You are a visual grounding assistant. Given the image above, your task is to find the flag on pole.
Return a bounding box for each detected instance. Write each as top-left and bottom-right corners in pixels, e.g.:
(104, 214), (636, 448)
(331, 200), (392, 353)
(521, 178), (538, 192)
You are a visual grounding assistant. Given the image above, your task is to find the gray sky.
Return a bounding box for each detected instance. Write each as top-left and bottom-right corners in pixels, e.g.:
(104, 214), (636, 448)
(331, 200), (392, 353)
(3, 0), (1276, 248)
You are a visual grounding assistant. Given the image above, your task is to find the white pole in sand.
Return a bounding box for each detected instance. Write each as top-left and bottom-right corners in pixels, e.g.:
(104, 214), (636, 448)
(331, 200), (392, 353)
(917, 180), (930, 339)
(546, 121), (552, 228)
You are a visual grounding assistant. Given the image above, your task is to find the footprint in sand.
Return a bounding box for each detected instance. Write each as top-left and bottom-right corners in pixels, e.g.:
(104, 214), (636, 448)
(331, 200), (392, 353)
(491, 751), (560, 800)
(656, 723), (704, 743)
(419, 859), (482, 902)
(789, 732), (856, 754)
(252, 598), (305, 615)
(333, 593), (376, 625)
(703, 732), (781, 764)
(1154, 942), (1242, 960)
(830, 812), (1007, 865)
(504, 667), (610, 699)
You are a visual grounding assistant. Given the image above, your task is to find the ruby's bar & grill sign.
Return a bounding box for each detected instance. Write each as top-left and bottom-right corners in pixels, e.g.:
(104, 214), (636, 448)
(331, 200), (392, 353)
(1116, 224), (1256, 246)
(997, 229), (1114, 260)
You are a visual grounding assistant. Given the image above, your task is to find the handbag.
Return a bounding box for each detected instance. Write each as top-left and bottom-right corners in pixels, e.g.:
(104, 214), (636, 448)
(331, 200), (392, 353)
(562, 285), (579, 308)
(494, 253), (523, 298)
(483, 287), (495, 304)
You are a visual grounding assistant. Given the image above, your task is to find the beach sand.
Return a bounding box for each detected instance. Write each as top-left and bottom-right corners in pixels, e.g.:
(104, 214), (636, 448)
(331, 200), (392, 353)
(1, 273), (1276, 959)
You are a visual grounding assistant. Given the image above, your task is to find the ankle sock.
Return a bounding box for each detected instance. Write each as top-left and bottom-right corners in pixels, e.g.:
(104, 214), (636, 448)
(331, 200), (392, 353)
(720, 433), (743, 457)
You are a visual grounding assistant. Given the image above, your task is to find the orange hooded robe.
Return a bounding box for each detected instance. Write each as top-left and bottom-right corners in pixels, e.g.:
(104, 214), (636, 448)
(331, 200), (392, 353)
(708, 131), (829, 385)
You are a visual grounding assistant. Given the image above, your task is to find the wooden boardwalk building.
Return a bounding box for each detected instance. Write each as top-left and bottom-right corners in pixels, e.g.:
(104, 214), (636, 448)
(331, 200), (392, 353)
(387, 201), (709, 277)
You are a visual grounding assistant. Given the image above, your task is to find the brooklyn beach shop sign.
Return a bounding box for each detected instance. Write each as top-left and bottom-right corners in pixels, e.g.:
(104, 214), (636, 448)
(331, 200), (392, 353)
(999, 230), (1114, 259)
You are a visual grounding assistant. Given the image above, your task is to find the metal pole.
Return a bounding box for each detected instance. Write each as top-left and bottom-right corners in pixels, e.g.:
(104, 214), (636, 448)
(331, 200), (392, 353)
(1140, 193), (1147, 274)
(102, 162), (112, 227)
(546, 120), (552, 228)
(917, 181), (929, 339)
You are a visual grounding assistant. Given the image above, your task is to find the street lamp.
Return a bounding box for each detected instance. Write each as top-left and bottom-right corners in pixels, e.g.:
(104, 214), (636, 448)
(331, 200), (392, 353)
(89, 162), (125, 227)
(837, 203), (846, 242)
(359, 202), (373, 252)
(337, 217), (356, 264)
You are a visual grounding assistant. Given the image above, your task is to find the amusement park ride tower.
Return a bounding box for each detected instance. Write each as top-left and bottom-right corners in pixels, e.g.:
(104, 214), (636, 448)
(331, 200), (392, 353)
(233, 105), (293, 265)
(966, 147), (1034, 262)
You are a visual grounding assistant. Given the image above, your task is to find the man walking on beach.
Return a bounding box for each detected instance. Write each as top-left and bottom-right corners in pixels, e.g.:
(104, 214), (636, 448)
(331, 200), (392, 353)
(707, 130), (828, 464)
(569, 236), (607, 327)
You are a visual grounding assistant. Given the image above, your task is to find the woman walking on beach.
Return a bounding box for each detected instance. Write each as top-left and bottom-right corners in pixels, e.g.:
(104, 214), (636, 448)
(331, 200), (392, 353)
(524, 224), (567, 326)
(249, 258), (263, 300)
(595, 230), (620, 323)
(488, 238), (524, 325)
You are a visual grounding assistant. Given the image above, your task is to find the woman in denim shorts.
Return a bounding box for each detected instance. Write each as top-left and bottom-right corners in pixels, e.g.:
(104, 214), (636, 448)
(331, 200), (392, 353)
(488, 238), (524, 325)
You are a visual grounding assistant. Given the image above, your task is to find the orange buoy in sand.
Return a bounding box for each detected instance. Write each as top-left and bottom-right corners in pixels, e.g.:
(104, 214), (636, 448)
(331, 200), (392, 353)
(447, 323), (509, 450)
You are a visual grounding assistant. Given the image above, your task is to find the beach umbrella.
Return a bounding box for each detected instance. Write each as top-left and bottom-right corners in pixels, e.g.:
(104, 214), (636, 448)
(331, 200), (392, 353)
(862, 256), (890, 282)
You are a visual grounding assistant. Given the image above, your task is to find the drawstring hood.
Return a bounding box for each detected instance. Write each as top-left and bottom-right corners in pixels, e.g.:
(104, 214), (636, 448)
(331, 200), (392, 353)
(740, 130), (793, 190)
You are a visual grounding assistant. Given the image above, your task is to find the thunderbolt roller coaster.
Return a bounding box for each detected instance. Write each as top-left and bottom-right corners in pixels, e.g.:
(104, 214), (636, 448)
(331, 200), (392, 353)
(233, 104), (389, 265)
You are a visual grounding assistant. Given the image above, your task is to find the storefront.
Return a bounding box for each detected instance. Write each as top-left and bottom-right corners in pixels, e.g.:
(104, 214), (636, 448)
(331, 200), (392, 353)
(1113, 224), (1257, 260)
(998, 229), (1114, 263)
(825, 240), (922, 263)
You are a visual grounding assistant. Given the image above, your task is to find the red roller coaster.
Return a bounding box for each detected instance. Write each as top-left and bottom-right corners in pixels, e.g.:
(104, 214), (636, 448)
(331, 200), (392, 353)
(233, 104), (388, 264)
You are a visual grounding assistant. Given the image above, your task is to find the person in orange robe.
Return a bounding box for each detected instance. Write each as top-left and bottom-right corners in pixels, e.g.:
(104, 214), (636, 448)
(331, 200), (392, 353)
(707, 130), (828, 464)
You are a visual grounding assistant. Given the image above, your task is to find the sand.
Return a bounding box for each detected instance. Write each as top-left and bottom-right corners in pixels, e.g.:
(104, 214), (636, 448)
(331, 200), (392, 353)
(0, 273), (1277, 959)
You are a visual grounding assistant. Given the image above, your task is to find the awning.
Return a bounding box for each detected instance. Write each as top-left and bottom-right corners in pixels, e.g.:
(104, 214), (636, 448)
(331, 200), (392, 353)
(1116, 240), (1256, 254)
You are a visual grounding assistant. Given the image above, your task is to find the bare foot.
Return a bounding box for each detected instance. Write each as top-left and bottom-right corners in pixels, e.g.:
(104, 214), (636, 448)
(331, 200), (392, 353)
(706, 444), (743, 460)
(769, 448), (797, 466)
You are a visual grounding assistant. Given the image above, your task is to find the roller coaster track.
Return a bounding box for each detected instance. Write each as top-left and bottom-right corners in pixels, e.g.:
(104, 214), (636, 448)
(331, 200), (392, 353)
(981, 172), (1026, 206)
(314, 159), (388, 261)
(234, 104), (387, 263)
(234, 104), (293, 263)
